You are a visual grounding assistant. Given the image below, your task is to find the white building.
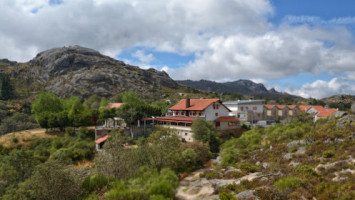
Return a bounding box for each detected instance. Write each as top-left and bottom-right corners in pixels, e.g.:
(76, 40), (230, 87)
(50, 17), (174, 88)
(223, 100), (264, 123)
(144, 99), (240, 141)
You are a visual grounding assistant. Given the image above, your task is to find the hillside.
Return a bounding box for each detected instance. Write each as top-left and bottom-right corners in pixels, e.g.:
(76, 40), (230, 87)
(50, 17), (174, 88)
(177, 79), (303, 100)
(0, 46), (178, 99)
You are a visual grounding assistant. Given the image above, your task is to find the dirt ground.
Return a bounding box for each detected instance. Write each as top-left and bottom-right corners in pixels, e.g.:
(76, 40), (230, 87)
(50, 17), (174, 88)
(0, 128), (61, 147)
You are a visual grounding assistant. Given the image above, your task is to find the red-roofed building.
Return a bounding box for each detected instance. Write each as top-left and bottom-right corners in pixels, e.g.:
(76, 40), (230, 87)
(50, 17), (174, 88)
(263, 105), (300, 122)
(143, 99), (239, 141)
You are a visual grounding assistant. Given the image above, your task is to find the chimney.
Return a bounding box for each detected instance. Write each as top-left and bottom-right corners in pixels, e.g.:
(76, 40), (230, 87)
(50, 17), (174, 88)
(186, 98), (190, 108)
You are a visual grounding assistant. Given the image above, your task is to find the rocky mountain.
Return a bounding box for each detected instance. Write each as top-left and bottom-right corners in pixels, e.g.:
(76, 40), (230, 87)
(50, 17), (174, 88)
(177, 79), (303, 100)
(0, 46), (178, 99)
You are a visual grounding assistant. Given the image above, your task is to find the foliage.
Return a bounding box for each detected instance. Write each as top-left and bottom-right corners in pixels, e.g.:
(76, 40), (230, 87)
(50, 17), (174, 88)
(104, 167), (178, 200)
(82, 174), (109, 193)
(191, 117), (220, 153)
(220, 128), (262, 166)
(266, 122), (311, 144)
(219, 192), (238, 200)
(322, 150), (335, 158)
(0, 73), (14, 100)
(0, 113), (38, 135)
(274, 176), (303, 192)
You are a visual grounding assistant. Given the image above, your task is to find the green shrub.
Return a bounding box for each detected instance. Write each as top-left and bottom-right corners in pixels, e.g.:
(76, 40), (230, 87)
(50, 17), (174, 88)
(323, 150), (335, 158)
(82, 174), (109, 192)
(12, 137), (19, 143)
(219, 192), (238, 200)
(147, 181), (175, 198)
(236, 163), (260, 173)
(65, 127), (76, 137)
(83, 194), (99, 200)
(274, 176), (303, 192)
(294, 165), (318, 177)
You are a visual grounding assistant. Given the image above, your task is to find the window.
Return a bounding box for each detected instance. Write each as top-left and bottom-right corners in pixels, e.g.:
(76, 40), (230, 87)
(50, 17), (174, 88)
(289, 110), (293, 116)
(181, 111), (185, 115)
(215, 113), (218, 116)
(185, 133), (188, 136)
(267, 110), (272, 116)
(246, 106), (249, 110)
(193, 112), (196, 116)
(175, 111), (178, 115)
(253, 107), (257, 110)
(215, 122), (220, 127)
(278, 110), (283, 116)
(240, 106), (244, 111)
(199, 112), (202, 116)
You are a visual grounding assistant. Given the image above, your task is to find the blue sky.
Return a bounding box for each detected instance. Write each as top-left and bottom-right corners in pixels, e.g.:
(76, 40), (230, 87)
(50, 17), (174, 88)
(1, 0), (355, 98)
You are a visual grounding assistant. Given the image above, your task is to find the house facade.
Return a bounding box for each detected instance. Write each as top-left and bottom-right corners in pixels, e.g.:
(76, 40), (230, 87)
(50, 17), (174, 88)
(143, 99), (240, 141)
(224, 100), (264, 123)
(263, 105), (300, 122)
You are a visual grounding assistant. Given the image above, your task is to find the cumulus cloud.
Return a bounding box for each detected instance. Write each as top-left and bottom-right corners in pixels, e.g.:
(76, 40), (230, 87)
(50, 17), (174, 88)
(0, 0), (354, 98)
(131, 50), (155, 63)
(0, 0), (272, 61)
(285, 78), (355, 99)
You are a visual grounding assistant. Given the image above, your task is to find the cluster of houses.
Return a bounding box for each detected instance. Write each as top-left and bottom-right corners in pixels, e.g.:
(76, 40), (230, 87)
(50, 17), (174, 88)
(95, 98), (340, 150)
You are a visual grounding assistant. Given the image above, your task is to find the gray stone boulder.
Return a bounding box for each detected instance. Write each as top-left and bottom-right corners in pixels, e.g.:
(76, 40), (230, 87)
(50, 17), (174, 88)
(235, 190), (260, 200)
(283, 153), (293, 161)
(337, 115), (355, 129)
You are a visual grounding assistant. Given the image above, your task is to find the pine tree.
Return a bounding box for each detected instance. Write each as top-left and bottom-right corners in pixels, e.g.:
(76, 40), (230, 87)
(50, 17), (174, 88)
(0, 73), (14, 100)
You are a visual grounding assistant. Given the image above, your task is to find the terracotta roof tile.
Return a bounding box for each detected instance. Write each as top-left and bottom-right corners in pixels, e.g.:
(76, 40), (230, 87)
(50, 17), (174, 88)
(311, 105), (326, 112)
(299, 105), (311, 112)
(287, 105), (297, 109)
(95, 135), (108, 144)
(144, 116), (196, 123)
(264, 105), (275, 109)
(169, 99), (221, 111)
(276, 105), (286, 109)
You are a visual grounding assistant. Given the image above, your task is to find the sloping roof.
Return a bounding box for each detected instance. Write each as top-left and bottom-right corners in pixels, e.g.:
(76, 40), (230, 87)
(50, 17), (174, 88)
(264, 105), (276, 109)
(95, 135), (108, 144)
(287, 105), (297, 109)
(169, 99), (226, 111)
(299, 105), (311, 112)
(311, 105), (326, 112)
(109, 103), (123, 109)
(143, 116), (196, 123)
(215, 116), (240, 122)
(276, 105), (286, 109)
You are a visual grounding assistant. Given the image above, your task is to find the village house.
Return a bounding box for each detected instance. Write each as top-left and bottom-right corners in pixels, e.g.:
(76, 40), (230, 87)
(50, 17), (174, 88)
(143, 99), (240, 142)
(223, 100), (264, 124)
(263, 105), (300, 122)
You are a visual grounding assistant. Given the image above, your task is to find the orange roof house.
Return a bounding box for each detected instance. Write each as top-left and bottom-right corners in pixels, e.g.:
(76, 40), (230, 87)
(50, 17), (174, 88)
(169, 99), (231, 111)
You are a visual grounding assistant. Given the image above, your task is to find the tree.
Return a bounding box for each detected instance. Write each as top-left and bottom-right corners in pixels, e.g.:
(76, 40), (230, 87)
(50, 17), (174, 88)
(191, 118), (220, 153)
(32, 91), (63, 121)
(0, 73), (14, 100)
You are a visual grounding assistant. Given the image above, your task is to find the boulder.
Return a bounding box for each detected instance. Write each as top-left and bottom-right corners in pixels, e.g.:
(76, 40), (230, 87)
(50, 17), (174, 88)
(337, 115), (355, 129)
(235, 190), (260, 200)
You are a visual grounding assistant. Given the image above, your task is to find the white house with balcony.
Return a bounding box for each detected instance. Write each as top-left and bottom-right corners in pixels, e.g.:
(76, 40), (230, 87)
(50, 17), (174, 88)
(143, 99), (240, 142)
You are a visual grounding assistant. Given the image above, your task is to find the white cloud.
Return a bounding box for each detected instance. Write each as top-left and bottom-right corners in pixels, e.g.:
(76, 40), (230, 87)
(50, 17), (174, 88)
(285, 78), (355, 99)
(283, 15), (355, 25)
(131, 50), (155, 63)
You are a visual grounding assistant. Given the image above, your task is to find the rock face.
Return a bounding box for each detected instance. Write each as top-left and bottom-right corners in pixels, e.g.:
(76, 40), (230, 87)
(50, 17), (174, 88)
(176, 79), (303, 100)
(1, 46), (178, 98)
(336, 115), (355, 129)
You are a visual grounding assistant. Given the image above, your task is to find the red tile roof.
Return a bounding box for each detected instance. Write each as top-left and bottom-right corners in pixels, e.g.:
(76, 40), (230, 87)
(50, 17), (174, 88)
(215, 116), (240, 122)
(110, 103), (123, 109)
(265, 105), (275, 109)
(95, 135), (108, 144)
(311, 105), (326, 112)
(316, 108), (338, 117)
(169, 99), (229, 111)
(276, 105), (286, 109)
(287, 105), (297, 109)
(299, 105), (311, 112)
(143, 116), (196, 123)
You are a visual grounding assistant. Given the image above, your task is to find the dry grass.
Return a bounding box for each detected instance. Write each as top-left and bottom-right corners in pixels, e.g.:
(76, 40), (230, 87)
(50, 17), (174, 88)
(0, 128), (61, 147)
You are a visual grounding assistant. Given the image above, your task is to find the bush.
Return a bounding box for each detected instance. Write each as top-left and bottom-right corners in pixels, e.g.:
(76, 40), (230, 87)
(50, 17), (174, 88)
(236, 162), (260, 173)
(65, 127), (76, 137)
(322, 150), (335, 158)
(219, 192), (238, 200)
(82, 174), (109, 192)
(274, 176), (303, 192)
(294, 165), (318, 177)
(12, 137), (19, 143)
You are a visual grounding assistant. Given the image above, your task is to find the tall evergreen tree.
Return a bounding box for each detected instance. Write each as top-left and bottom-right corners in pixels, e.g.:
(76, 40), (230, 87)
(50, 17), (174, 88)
(0, 73), (14, 100)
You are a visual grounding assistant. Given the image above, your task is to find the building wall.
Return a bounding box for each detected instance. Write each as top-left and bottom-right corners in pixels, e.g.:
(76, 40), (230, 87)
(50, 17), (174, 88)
(204, 102), (230, 121)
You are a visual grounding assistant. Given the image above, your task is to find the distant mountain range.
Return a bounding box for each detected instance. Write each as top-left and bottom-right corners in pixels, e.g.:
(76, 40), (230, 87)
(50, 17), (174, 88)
(176, 79), (303, 100)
